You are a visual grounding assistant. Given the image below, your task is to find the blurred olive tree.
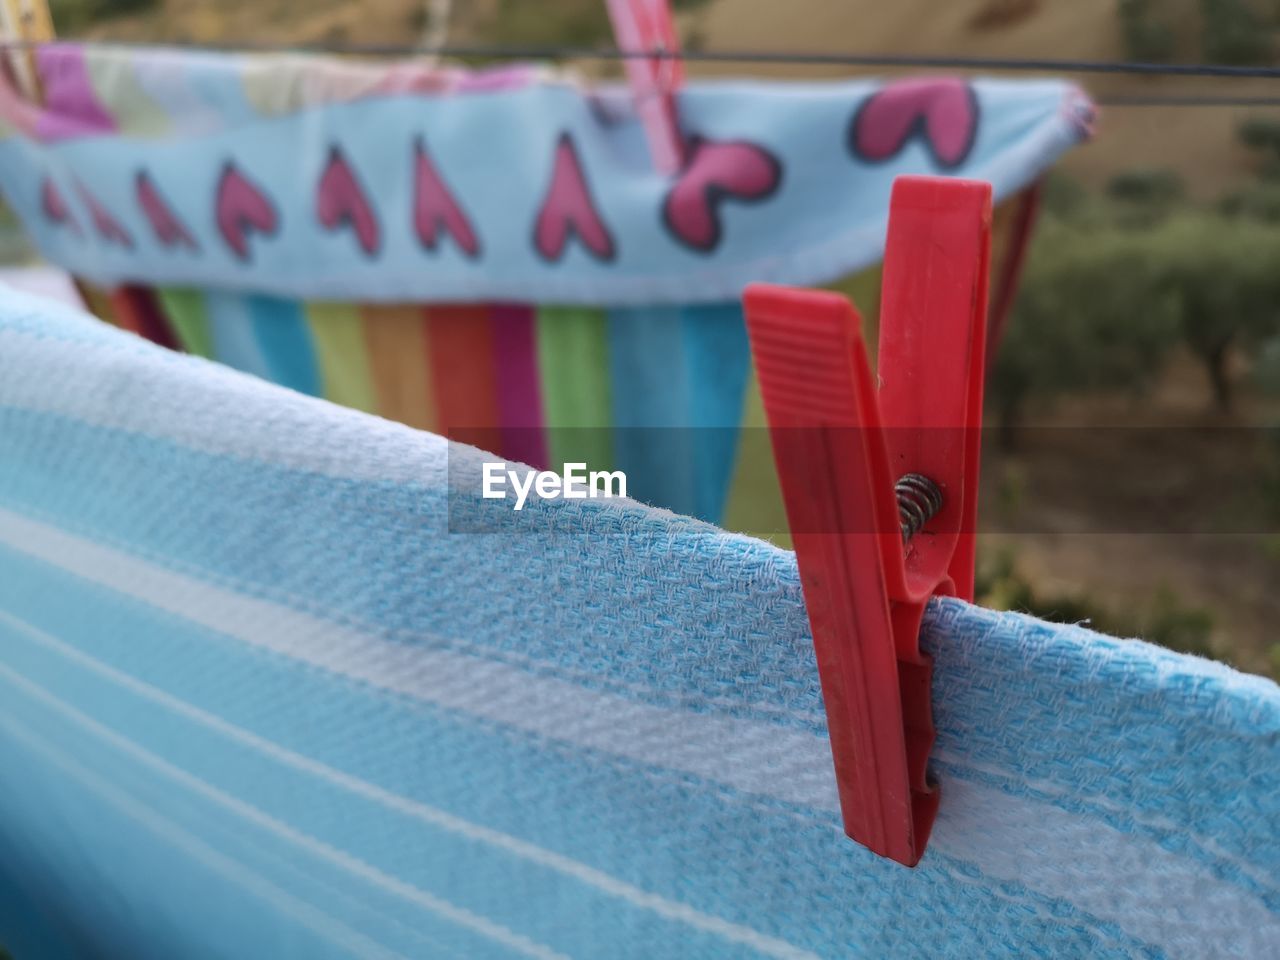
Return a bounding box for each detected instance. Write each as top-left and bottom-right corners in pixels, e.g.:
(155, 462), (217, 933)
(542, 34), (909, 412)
(1116, 0), (1277, 66)
(1107, 169), (1186, 225)
(50, 0), (158, 34)
(1157, 216), (1280, 412)
(1116, 0), (1176, 61)
(989, 220), (1178, 444)
(1200, 0), (1275, 64)
(1150, 214), (1280, 411)
(991, 192), (1280, 439)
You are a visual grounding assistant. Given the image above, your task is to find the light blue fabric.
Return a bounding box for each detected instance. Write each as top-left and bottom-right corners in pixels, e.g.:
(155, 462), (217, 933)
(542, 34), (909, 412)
(0, 289), (1277, 959)
(245, 295), (320, 397)
(682, 303), (752, 521)
(607, 306), (700, 517)
(204, 290), (272, 378)
(607, 304), (750, 521)
(0, 44), (1090, 304)
(202, 292), (320, 396)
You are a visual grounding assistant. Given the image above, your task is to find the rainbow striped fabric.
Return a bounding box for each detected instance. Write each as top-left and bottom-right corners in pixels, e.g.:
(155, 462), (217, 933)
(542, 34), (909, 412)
(1, 287), (1278, 959)
(87, 290), (761, 524)
(81, 189), (1033, 529)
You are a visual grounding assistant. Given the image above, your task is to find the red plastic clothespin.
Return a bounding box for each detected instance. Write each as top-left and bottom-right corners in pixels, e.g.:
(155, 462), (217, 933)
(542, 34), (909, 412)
(743, 175), (992, 867)
(605, 0), (686, 175)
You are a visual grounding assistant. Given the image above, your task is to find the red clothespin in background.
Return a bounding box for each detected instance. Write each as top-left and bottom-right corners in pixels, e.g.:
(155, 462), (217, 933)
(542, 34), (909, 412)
(605, 0), (686, 175)
(743, 176), (992, 867)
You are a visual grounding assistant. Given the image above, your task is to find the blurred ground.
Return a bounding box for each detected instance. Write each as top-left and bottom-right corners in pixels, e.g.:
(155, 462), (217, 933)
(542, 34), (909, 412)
(980, 352), (1280, 677)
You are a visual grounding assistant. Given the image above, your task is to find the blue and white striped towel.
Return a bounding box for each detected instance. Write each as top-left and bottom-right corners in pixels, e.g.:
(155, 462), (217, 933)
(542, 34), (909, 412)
(0, 287), (1277, 958)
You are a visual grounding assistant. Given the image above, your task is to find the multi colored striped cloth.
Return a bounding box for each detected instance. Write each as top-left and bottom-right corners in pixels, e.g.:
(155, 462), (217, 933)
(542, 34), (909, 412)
(76, 192), (1038, 529)
(2, 286), (1278, 959)
(87, 291), (760, 525)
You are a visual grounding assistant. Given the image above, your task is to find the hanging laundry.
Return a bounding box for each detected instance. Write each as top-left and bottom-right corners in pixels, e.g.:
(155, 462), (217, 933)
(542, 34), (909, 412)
(0, 45), (1091, 526)
(0, 289), (1275, 959)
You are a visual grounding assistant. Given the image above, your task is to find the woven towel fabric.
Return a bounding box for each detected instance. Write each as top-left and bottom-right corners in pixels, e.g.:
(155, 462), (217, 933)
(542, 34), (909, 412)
(0, 288), (1277, 959)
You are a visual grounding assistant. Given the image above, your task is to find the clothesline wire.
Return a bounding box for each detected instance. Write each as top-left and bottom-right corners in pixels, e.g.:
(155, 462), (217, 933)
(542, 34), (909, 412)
(2, 40), (1277, 105)
(4, 37), (1280, 81)
(1097, 95), (1280, 106)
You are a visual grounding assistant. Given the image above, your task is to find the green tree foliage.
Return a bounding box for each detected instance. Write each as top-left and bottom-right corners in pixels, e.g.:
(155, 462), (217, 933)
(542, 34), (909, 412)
(1148, 214), (1280, 410)
(1116, 0), (1177, 61)
(1107, 170), (1185, 207)
(1200, 0), (1275, 64)
(1106, 169), (1186, 225)
(1237, 117), (1280, 180)
(990, 221), (1178, 444)
(50, 0), (158, 34)
(1254, 333), (1280, 394)
(1039, 172), (1093, 221)
(994, 204), (1280, 436)
(484, 0), (612, 49)
(1239, 117), (1280, 154)
(1220, 181), (1280, 221)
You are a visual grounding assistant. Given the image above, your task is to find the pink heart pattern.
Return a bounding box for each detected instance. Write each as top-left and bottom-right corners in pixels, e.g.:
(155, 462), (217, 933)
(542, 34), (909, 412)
(216, 163), (278, 262)
(317, 147), (380, 257)
(533, 134), (615, 263)
(41, 178), (81, 236)
(850, 78), (979, 170)
(662, 138), (781, 253)
(136, 171), (197, 251)
(75, 181), (133, 249)
(414, 139), (480, 258)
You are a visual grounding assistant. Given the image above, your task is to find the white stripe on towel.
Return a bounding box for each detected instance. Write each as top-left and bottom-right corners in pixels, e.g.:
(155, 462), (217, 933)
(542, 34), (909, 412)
(2, 507), (1277, 957)
(0, 605), (822, 960)
(0, 506), (843, 813)
(0, 718), (423, 960)
(0, 661), (569, 960)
